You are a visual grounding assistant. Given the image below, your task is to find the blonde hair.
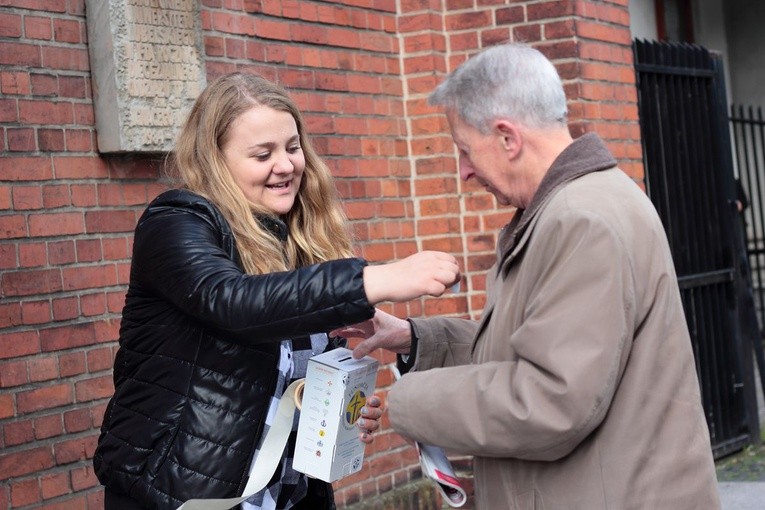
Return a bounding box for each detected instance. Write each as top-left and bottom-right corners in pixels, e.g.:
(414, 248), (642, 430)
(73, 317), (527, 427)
(170, 72), (354, 274)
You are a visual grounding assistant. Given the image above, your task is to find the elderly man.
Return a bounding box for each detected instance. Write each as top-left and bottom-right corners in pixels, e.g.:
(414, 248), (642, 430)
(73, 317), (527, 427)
(337, 43), (720, 509)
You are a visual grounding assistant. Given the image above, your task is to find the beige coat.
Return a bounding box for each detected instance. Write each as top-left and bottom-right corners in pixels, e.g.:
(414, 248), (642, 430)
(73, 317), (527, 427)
(389, 134), (720, 509)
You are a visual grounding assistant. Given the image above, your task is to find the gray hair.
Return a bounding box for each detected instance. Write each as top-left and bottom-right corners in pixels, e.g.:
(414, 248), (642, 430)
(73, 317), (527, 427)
(429, 43), (568, 132)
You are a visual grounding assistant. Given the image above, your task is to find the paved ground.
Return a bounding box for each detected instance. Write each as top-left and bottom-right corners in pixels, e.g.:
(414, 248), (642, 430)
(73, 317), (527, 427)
(715, 433), (765, 508)
(718, 481), (765, 509)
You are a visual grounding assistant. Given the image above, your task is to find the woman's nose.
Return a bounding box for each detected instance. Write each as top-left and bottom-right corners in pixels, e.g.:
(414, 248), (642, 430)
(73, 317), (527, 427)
(273, 152), (294, 174)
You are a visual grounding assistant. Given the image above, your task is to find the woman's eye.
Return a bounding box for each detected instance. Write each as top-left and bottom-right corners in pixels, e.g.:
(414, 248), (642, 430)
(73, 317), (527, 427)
(255, 152), (271, 161)
(288, 145), (301, 154)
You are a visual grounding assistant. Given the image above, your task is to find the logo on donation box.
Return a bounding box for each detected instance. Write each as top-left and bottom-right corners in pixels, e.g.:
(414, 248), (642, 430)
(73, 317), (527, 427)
(344, 388), (367, 429)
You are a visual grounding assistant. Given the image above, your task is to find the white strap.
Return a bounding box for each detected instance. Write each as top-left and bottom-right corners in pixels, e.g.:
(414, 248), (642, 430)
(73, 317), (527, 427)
(177, 379), (305, 510)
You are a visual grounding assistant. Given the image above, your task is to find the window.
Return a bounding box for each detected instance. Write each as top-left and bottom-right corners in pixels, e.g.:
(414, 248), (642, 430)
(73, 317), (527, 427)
(655, 0), (694, 42)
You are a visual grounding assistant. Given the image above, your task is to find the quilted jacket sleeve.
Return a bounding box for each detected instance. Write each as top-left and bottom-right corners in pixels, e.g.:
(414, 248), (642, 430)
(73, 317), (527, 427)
(127, 193), (375, 344)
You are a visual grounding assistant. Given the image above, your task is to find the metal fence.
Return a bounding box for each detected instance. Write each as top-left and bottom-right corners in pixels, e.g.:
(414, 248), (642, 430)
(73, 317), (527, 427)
(633, 40), (759, 457)
(731, 105), (765, 335)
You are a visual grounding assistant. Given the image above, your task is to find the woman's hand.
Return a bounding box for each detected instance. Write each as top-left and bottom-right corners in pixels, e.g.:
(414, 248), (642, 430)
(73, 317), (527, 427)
(363, 251), (460, 305)
(357, 395), (383, 444)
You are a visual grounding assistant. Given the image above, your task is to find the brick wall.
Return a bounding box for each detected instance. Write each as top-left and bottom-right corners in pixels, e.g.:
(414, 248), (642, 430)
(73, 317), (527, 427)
(0, 0), (641, 508)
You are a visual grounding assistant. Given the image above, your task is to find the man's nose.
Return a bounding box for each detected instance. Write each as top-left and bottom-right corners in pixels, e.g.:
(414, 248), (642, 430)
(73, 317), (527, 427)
(458, 156), (474, 181)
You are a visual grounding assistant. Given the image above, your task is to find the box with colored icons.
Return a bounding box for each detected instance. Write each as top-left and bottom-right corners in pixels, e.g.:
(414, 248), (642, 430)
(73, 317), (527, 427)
(293, 347), (379, 483)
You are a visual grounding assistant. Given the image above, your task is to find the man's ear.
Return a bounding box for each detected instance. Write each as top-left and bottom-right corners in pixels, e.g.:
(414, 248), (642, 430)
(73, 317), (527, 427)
(494, 120), (522, 159)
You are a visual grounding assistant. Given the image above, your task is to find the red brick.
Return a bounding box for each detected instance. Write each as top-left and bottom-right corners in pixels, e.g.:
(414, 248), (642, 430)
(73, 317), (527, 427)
(19, 100), (73, 124)
(58, 351), (86, 378)
(75, 239), (102, 262)
(39, 323), (96, 351)
(38, 128), (65, 151)
(224, 37), (245, 58)
(7, 127), (36, 151)
(62, 264), (118, 291)
(30, 72), (57, 96)
(28, 212), (84, 237)
(91, 401), (109, 428)
(71, 465), (98, 491)
(102, 237), (130, 261)
(80, 293), (106, 317)
(0, 330), (41, 359)
(0, 446), (54, 478)
(528, 0), (575, 20)
(0, 97), (18, 122)
(63, 408), (92, 434)
(34, 414), (63, 440)
(0, 359), (28, 387)
(65, 129), (92, 152)
(87, 489), (105, 509)
(29, 355), (59, 382)
(576, 19), (631, 45)
(1, 71), (30, 94)
(58, 75), (88, 98)
(21, 299), (51, 325)
(19, 241), (47, 267)
(545, 19), (576, 39)
(4, 419), (35, 446)
(14, 237), (48, 263)
(41, 184), (70, 208)
(0, 185), (10, 210)
(24, 15), (52, 40)
(107, 290), (126, 313)
(39, 494), (88, 510)
(73, 102), (94, 124)
(17, 383), (73, 413)
(211, 11), (256, 35)
(514, 23), (542, 42)
(445, 11), (491, 31)
(0, 156), (53, 181)
(41, 471), (70, 499)
(53, 434), (97, 464)
(0, 302), (22, 328)
(52, 296), (79, 321)
(481, 27), (511, 46)
(0, 393), (13, 419)
(53, 157), (108, 179)
(0, 12), (22, 37)
(47, 240), (75, 265)
(10, 478), (40, 507)
(70, 184), (97, 207)
(53, 18), (80, 43)
(12, 185), (43, 209)
(0, 42), (41, 66)
(205, 35), (225, 56)
(41, 46), (90, 71)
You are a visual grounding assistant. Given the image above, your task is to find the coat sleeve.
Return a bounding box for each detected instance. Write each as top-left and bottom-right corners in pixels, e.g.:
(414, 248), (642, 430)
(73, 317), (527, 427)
(407, 316), (478, 370)
(128, 203), (374, 344)
(388, 208), (637, 461)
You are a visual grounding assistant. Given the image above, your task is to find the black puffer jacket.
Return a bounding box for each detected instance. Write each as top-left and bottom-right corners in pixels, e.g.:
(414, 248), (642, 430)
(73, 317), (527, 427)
(94, 189), (374, 509)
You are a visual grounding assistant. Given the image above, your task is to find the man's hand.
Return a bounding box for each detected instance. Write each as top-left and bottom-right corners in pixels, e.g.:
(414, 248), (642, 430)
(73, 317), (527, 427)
(331, 309), (412, 359)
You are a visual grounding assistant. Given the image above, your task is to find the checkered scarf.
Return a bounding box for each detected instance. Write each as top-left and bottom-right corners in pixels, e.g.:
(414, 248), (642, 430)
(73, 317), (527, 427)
(241, 333), (328, 510)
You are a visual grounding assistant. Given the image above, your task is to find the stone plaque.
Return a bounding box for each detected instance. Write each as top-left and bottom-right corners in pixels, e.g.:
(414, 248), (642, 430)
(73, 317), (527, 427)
(86, 0), (206, 153)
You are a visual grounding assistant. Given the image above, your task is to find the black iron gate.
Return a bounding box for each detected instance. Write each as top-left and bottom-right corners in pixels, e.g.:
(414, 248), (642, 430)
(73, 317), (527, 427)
(730, 105), (765, 419)
(731, 106), (765, 333)
(633, 40), (760, 457)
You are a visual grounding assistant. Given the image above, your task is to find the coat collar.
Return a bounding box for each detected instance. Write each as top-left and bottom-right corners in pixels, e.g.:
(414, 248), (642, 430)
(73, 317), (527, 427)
(497, 132), (617, 261)
(257, 215), (289, 242)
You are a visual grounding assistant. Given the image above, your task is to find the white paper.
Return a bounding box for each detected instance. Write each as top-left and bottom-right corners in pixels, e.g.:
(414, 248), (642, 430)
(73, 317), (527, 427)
(391, 364), (467, 507)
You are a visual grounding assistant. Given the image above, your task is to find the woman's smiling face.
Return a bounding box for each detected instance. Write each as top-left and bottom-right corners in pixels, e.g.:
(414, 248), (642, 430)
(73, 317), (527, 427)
(222, 105), (305, 216)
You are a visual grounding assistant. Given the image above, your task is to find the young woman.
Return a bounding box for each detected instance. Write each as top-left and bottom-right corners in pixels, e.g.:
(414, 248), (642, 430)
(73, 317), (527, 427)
(94, 73), (460, 510)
